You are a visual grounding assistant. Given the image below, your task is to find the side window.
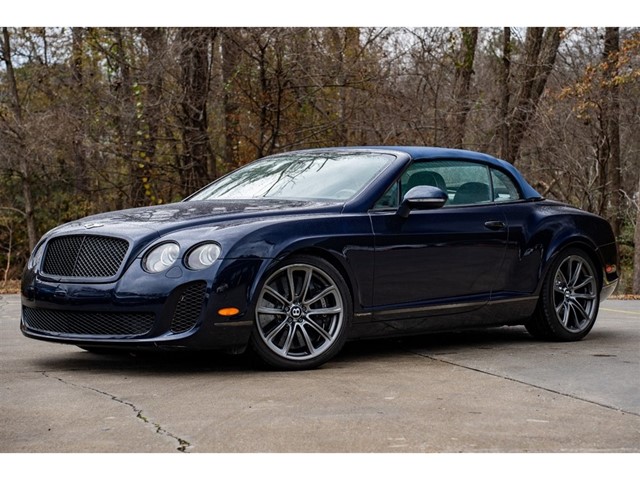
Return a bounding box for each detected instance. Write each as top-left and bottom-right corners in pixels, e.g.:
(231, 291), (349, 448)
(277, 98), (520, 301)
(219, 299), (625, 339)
(491, 169), (522, 202)
(373, 160), (517, 209)
(401, 160), (492, 206)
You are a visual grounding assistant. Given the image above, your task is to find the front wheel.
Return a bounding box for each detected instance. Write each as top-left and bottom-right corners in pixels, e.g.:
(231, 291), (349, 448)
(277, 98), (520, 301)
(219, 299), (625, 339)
(526, 248), (600, 341)
(250, 255), (351, 370)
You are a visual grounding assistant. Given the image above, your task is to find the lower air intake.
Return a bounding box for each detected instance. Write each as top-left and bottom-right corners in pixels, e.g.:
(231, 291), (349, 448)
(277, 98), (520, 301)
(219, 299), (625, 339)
(22, 307), (154, 337)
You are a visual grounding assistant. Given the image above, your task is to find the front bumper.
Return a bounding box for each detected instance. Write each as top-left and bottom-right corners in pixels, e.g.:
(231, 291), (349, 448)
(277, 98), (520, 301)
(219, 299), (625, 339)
(21, 257), (262, 351)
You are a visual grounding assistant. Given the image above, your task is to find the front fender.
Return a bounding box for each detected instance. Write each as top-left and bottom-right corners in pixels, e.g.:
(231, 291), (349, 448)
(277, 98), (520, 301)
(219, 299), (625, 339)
(227, 214), (375, 311)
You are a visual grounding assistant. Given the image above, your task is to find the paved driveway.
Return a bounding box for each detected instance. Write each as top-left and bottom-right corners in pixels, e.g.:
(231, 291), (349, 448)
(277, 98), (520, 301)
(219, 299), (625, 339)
(1, 294), (638, 452)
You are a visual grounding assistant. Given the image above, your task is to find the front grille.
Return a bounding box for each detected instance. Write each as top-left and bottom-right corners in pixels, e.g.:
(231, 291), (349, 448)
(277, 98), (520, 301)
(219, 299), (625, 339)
(170, 282), (207, 334)
(42, 235), (129, 278)
(23, 307), (154, 336)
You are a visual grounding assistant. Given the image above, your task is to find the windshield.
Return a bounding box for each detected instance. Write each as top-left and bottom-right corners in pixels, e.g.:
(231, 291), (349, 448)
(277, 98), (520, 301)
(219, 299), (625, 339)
(188, 152), (395, 202)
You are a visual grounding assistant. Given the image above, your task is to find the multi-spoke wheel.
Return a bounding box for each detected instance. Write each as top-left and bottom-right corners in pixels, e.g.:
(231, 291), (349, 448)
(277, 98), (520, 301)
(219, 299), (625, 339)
(250, 255), (351, 370)
(526, 248), (600, 341)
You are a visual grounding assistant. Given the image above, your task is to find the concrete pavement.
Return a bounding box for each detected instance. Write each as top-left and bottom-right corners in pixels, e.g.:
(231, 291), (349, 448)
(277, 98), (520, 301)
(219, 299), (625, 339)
(1, 294), (638, 452)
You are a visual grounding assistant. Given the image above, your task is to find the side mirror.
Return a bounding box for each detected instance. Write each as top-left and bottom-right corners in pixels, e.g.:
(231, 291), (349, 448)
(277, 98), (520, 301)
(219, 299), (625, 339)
(397, 186), (448, 218)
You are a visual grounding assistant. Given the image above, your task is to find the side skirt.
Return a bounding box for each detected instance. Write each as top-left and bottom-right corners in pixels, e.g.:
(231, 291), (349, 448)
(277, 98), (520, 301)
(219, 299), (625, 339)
(349, 295), (538, 340)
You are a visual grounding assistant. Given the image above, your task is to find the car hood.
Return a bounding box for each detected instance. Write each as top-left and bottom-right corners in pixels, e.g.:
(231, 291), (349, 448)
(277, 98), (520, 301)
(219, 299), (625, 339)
(48, 199), (343, 239)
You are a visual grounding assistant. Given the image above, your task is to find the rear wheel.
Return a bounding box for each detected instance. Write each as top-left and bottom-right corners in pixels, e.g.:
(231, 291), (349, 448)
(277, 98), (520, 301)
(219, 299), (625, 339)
(250, 255), (351, 370)
(526, 248), (599, 341)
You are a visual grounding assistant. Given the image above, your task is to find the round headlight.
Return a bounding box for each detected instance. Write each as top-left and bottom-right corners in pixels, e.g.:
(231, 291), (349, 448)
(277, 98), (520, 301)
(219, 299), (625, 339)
(186, 243), (221, 270)
(143, 242), (179, 273)
(27, 242), (45, 269)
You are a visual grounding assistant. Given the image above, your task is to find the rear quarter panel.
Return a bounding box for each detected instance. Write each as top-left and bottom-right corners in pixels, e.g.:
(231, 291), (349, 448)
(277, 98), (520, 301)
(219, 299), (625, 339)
(498, 200), (618, 298)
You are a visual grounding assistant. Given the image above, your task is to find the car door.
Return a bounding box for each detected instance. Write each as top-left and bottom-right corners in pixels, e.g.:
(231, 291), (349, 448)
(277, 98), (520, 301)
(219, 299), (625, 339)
(369, 159), (509, 317)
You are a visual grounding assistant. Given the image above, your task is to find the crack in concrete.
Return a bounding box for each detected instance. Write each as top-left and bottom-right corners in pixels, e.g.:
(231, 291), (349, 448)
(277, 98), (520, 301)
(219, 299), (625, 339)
(408, 350), (640, 418)
(42, 371), (192, 452)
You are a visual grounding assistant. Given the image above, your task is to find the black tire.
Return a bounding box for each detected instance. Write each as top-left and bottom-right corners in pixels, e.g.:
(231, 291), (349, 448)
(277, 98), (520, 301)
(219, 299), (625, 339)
(249, 255), (351, 370)
(525, 248), (600, 341)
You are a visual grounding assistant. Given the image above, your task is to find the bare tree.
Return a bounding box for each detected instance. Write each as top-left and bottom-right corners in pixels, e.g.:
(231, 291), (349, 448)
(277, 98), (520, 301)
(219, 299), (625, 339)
(507, 27), (563, 164)
(446, 27), (479, 148)
(634, 176), (640, 294)
(1, 27), (639, 291)
(499, 27), (512, 159)
(221, 29), (242, 167)
(178, 28), (216, 194)
(70, 27), (88, 195)
(0, 27), (37, 251)
(138, 27), (168, 204)
(601, 27), (622, 235)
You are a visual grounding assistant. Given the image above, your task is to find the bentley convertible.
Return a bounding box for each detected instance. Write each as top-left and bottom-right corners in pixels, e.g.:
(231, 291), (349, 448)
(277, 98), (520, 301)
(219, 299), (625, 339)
(21, 147), (619, 369)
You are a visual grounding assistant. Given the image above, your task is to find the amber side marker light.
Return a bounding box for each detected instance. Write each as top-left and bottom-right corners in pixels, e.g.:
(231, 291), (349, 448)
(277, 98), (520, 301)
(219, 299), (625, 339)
(218, 307), (240, 317)
(605, 265), (617, 274)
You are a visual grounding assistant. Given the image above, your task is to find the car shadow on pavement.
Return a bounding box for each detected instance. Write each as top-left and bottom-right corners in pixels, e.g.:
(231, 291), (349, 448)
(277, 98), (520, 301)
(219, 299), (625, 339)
(28, 325), (545, 374)
(29, 347), (259, 375)
(336, 326), (535, 361)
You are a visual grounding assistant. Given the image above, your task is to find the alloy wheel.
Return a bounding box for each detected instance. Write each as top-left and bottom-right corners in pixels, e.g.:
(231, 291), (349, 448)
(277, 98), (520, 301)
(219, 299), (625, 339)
(552, 254), (598, 333)
(255, 263), (344, 361)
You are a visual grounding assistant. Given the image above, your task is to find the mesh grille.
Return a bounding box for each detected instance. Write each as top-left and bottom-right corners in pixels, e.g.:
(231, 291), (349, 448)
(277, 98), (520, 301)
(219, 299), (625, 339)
(23, 307), (154, 336)
(170, 282), (207, 334)
(43, 235), (129, 278)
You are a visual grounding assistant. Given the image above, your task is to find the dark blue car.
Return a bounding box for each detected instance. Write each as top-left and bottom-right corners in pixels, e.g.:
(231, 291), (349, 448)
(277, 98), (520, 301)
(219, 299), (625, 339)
(21, 147), (620, 369)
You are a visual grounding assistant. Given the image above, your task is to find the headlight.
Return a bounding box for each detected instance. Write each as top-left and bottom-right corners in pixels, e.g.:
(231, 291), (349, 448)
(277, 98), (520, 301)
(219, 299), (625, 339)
(27, 242), (45, 269)
(143, 242), (179, 273)
(186, 243), (221, 270)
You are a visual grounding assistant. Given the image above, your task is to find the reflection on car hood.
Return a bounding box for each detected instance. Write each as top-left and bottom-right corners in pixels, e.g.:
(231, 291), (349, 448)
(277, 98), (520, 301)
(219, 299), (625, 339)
(52, 199), (343, 237)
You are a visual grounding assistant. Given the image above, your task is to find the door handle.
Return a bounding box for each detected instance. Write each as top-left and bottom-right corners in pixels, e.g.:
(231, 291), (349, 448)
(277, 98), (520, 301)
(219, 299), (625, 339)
(484, 220), (506, 231)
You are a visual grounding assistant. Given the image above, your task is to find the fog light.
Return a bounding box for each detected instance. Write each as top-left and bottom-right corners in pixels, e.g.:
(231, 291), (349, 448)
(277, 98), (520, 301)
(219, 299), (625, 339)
(218, 307), (240, 317)
(605, 264), (617, 274)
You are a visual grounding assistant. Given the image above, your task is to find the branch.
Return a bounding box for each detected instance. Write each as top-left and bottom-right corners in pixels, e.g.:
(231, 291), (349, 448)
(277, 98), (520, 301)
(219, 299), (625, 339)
(0, 206), (27, 218)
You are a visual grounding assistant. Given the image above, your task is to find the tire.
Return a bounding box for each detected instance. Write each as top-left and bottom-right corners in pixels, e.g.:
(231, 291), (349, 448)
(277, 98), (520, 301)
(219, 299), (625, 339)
(249, 255), (351, 370)
(525, 248), (600, 341)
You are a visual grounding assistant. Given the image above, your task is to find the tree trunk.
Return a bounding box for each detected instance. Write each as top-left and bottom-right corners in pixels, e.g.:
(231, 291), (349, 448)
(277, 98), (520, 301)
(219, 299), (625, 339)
(139, 27), (166, 204)
(1, 27), (37, 251)
(328, 28), (360, 144)
(71, 27), (88, 195)
(107, 27), (139, 209)
(507, 27), (563, 164)
(446, 27), (479, 149)
(602, 27), (622, 236)
(499, 28), (511, 160)
(221, 29), (241, 167)
(256, 33), (270, 159)
(634, 175), (640, 294)
(178, 28), (216, 195)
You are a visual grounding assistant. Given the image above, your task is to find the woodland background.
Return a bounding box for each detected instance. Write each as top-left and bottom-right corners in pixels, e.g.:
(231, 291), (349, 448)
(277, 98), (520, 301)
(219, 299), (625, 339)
(1, 27), (639, 293)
